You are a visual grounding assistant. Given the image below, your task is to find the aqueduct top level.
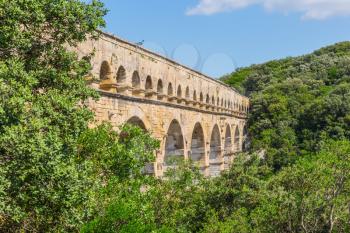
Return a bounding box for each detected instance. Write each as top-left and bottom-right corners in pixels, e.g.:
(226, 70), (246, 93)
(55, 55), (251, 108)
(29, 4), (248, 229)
(74, 32), (250, 177)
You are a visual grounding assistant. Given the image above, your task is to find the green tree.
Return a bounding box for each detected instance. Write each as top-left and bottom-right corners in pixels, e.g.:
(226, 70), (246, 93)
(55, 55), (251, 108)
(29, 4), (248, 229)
(251, 140), (350, 233)
(80, 124), (162, 233)
(0, 0), (106, 231)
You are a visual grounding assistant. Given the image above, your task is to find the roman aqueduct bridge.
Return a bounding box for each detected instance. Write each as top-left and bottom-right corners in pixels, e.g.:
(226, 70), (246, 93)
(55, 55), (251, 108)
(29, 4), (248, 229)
(74, 32), (250, 177)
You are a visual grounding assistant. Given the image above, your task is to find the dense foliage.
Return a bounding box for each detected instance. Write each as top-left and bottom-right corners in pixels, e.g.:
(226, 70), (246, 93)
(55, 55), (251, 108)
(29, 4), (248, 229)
(0, 0), (108, 231)
(222, 42), (350, 169)
(82, 141), (350, 233)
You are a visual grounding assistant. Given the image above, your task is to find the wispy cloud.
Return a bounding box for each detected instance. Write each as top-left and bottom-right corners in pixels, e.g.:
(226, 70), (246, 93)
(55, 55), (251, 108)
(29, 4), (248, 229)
(186, 0), (350, 20)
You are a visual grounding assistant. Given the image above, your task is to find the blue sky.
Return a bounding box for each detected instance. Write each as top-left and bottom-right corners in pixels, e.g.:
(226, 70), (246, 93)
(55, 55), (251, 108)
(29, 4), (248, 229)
(100, 0), (350, 78)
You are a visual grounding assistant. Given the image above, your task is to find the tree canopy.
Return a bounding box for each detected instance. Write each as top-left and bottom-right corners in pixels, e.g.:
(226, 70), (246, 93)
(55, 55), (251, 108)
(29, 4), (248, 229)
(222, 42), (350, 169)
(0, 0), (108, 231)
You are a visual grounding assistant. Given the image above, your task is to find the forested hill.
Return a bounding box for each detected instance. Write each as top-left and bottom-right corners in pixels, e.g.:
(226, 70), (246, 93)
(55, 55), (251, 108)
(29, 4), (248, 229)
(222, 41), (350, 95)
(221, 42), (350, 170)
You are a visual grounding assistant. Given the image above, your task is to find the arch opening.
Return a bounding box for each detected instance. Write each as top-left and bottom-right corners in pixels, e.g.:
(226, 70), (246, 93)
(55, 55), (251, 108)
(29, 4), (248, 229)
(126, 116), (147, 131)
(116, 66), (126, 84)
(206, 94), (210, 104)
(234, 126), (241, 152)
(209, 124), (222, 177)
(126, 117), (155, 174)
(157, 79), (163, 100)
(168, 83), (173, 96)
(145, 76), (153, 91)
(177, 85), (182, 98)
(131, 71), (141, 96)
(242, 125), (248, 151)
(100, 61), (112, 80)
(164, 120), (185, 168)
(224, 125), (232, 169)
(145, 76), (154, 98)
(185, 87), (190, 99)
(132, 71), (141, 89)
(190, 123), (206, 172)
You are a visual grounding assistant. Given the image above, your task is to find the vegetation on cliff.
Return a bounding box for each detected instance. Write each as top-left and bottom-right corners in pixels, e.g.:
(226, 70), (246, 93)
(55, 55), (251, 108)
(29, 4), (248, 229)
(222, 42), (350, 169)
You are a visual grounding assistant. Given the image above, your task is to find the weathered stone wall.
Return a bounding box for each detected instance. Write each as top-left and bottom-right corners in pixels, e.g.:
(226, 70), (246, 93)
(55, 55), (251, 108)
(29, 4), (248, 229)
(74, 32), (249, 177)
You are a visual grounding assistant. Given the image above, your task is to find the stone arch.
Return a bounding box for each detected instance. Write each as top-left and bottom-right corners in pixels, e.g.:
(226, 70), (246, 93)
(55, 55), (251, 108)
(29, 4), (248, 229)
(125, 116), (154, 174)
(145, 76), (153, 91)
(157, 79), (164, 100)
(200, 92), (204, 102)
(234, 125), (241, 151)
(116, 66), (126, 83)
(164, 119), (185, 168)
(224, 125), (232, 169)
(177, 85), (182, 98)
(242, 125), (248, 151)
(209, 124), (222, 177)
(217, 97), (220, 106)
(100, 61), (112, 80)
(185, 87), (190, 99)
(193, 90), (197, 101)
(224, 125), (232, 155)
(212, 96), (215, 105)
(190, 123), (206, 171)
(132, 71), (141, 88)
(127, 106), (152, 131)
(206, 94), (210, 104)
(221, 98), (224, 107)
(157, 79), (163, 94)
(168, 83), (174, 96)
(126, 116), (147, 131)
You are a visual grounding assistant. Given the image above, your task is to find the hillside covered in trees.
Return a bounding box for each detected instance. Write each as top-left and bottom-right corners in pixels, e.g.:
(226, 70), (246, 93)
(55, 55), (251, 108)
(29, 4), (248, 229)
(222, 43), (350, 169)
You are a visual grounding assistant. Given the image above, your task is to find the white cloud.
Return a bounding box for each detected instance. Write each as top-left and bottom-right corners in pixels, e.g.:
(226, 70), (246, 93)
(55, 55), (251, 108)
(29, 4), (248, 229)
(186, 0), (350, 20)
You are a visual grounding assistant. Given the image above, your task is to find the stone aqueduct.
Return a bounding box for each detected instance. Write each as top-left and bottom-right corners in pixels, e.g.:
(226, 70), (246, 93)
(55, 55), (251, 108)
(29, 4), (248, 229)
(74, 32), (250, 177)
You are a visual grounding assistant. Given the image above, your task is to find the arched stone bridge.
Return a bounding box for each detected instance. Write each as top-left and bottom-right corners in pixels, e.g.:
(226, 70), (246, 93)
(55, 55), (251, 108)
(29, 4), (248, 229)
(74, 32), (250, 177)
